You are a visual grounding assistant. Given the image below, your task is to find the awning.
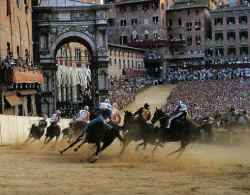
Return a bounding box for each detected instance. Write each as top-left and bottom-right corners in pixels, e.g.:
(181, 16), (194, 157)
(18, 90), (37, 95)
(5, 95), (22, 106)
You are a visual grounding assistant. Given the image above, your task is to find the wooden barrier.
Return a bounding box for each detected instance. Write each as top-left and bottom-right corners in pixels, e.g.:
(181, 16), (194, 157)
(0, 114), (250, 145)
(0, 114), (70, 145)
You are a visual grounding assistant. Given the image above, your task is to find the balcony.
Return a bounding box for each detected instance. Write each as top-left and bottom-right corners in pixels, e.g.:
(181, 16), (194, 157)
(227, 23), (234, 30)
(240, 37), (248, 45)
(228, 38), (235, 45)
(123, 69), (147, 76)
(216, 39), (223, 46)
(144, 56), (162, 63)
(215, 24), (222, 31)
(127, 39), (185, 47)
(4, 67), (44, 84)
(240, 23), (247, 29)
(205, 39), (212, 46)
(164, 52), (204, 60)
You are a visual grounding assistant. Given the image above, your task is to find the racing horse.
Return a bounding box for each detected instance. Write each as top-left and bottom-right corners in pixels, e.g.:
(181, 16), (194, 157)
(43, 122), (61, 148)
(24, 122), (47, 145)
(59, 113), (125, 163)
(151, 107), (213, 158)
(61, 121), (87, 143)
(119, 110), (164, 156)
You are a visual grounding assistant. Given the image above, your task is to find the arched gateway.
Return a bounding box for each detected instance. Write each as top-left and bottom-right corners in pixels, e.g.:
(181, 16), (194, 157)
(33, 1), (110, 117)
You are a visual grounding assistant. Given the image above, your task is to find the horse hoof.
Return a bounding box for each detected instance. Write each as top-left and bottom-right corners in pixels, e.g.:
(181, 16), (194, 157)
(74, 148), (78, 152)
(90, 157), (98, 163)
(59, 150), (63, 155)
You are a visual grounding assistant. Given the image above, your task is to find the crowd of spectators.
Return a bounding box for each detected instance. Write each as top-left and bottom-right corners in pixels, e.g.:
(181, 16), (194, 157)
(1, 54), (42, 73)
(166, 68), (250, 83)
(109, 75), (152, 108)
(166, 78), (250, 122)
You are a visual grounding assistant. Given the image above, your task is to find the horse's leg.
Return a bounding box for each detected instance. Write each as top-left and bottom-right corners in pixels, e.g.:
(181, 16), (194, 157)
(135, 142), (145, 151)
(59, 136), (83, 154)
(119, 140), (131, 155)
(28, 138), (37, 146)
(90, 142), (101, 163)
(73, 140), (87, 152)
(166, 147), (185, 159)
(151, 142), (164, 156)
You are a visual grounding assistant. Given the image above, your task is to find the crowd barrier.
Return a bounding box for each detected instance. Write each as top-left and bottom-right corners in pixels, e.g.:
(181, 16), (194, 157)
(0, 114), (250, 145)
(0, 114), (70, 145)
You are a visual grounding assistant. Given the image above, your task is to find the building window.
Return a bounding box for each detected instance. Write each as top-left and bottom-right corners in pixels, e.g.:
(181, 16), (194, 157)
(131, 34), (138, 41)
(186, 20), (192, 31)
(227, 48), (236, 55)
(216, 48), (224, 56)
(131, 18), (137, 25)
(196, 35), (201, 45)
(144, 33), (149, 40)
(109, 58), (112, 66)
(161, 3), (164, 9)
(227, 32), (235, 40)
(131, 5), (137, 11)
(227, 17), (235, 24)
(195, 19), (201, 30)
(153, 16), (158, 24)
(196, 10), (199, 15)
(120, 36), (127, 45)
(187, 10), (190, 16)
(121, 19), (126, 26)
(215, 33), (223, 40)
(167, 19), (172, 28)
(120, 6), (126, 12)
(187, 36), (192, 45)
(153, 33), (158, 39)
(215, 18), (223, 25)
(239, 16), (247, 24)
(240, 47), (248, 55)
(152, 2), (158, 9)
(177, 18), (182, 27)
(108, 18), (115, 26)
(142, 3), (149, 10)
(240, 31), (248, 39)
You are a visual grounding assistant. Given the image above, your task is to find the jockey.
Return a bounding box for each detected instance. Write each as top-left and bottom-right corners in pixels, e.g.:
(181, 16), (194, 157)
(77, 106), (90, 123)
(133, 103), (151, 123)
(112, 102), (122, 124)
(50, 110), (61, 126)
(79, 99), (113, 140)
(38, 115), (48, 128)
(166, 101), (187, 129)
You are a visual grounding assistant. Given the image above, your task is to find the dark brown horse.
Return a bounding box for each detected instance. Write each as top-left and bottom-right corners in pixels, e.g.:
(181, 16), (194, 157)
(119, 110), (164, 155)
(43, 122), (61, 148)
(151, 107), (213, 158)
(61, 121), (87, 143)
(24, 122), (47, 145)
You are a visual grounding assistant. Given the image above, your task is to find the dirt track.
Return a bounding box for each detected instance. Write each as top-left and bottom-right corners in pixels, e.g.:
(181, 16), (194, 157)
(1, 85), (250, 195)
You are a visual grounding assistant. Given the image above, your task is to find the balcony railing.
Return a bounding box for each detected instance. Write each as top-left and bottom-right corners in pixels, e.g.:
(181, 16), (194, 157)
(164, 53), (204, 59)
(127, 39), (185, 47)
(205, 39), (212, 46)
(215, 24), (222, 31)
(216, 39), (223, 46)
(228, 38), (235, 45)
(240, 23), (247, 29)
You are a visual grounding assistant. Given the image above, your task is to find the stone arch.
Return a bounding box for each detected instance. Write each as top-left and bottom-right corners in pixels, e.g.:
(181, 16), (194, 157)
(50, 32), (96, 61)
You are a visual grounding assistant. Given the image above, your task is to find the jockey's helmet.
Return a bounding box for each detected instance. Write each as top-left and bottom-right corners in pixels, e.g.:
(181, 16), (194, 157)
(56, 110), (61, 114)
(104, 99), (110, 103)
(144, 103), (150, 109)
(84, 106), (89, 111)
(177, 100), (182, 105)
